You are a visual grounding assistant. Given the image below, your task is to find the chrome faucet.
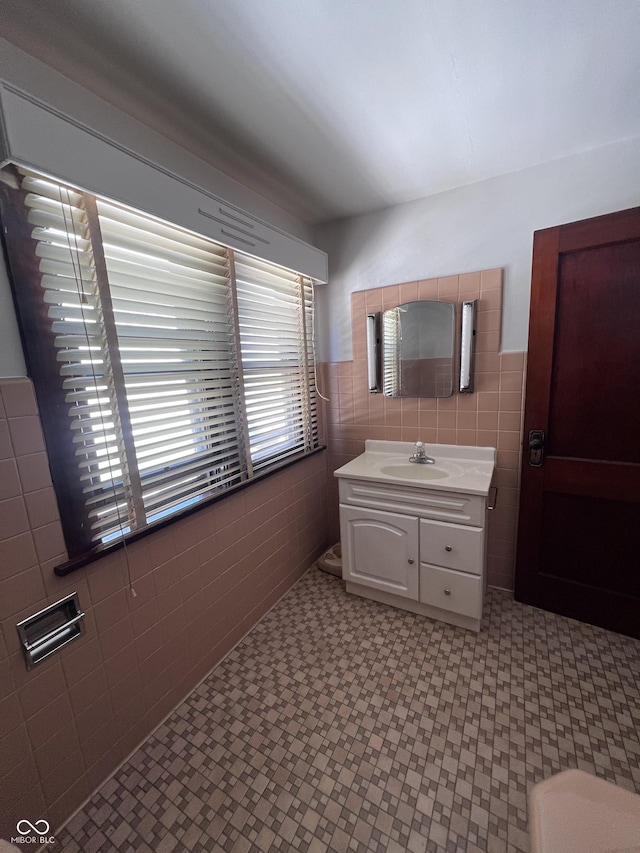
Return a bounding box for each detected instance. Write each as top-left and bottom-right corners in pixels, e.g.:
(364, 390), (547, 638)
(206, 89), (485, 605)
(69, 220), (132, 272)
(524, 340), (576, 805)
(409, 441), (435, 464)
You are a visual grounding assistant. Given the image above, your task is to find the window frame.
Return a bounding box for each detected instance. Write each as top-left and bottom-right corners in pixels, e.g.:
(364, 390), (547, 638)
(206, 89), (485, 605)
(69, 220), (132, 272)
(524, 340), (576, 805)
(0, 167), (322, 574)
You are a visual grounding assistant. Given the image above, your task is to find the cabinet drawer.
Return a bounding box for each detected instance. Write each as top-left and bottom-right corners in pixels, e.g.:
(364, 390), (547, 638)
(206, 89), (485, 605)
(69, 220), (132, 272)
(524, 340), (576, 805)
(419, 564), (482, 619)
(338, 478), (484, 525)
(420, 519), (484, 575)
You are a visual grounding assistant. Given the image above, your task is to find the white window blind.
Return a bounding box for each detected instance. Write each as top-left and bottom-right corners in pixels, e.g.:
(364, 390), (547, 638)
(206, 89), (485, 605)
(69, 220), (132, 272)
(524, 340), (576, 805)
(96, 197), (244, 529)
(8, 168), (318, 558)
(22, 174), (135, 546)
(235, 254), (316, 470)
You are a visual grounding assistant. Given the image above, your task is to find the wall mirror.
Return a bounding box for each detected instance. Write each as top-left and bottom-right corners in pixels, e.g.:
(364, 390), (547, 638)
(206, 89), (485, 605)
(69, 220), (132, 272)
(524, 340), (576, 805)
(381, 300), (455, 397)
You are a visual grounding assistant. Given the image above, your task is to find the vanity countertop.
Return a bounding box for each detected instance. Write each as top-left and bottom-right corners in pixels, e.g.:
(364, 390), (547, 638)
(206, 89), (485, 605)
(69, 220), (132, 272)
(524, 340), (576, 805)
(334, 440), (497, 496)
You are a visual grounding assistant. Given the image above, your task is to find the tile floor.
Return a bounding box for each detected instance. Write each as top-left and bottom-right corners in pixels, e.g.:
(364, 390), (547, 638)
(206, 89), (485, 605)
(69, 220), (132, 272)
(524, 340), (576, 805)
(54, 568), (640, 853)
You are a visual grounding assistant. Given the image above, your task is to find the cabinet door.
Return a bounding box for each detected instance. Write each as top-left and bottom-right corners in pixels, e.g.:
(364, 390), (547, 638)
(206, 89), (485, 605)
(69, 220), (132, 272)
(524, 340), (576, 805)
(341, 506), (419, 599)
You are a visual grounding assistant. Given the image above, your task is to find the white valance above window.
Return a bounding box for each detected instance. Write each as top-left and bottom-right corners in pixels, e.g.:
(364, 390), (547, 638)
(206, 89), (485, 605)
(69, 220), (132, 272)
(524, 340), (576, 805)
(0, 82), (328, 282)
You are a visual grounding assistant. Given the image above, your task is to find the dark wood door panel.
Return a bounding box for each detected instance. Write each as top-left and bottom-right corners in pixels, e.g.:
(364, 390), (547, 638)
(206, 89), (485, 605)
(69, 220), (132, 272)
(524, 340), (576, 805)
(544, 459), (640, 503)
(516, 206), (640, 639)
(549, 241), (640, 464)
(540, 492), (640, 596)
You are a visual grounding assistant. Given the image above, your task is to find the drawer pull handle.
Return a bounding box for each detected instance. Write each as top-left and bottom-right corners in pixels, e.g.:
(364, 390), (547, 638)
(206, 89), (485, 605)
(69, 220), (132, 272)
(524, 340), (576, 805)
(444, 588), (451, 595)
(445, 545), (453, 552)
(408, 558), (415, 565)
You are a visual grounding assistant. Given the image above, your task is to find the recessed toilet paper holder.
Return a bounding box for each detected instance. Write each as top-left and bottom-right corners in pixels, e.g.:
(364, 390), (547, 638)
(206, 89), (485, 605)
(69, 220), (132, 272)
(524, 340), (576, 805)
(17, 592), (85, 670)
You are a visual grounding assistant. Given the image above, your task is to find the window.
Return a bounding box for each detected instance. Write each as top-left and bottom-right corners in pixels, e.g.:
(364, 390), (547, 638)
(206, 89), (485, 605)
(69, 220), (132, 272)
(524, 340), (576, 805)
(235, 255), (317, 468)
(0, 167), (319, 561)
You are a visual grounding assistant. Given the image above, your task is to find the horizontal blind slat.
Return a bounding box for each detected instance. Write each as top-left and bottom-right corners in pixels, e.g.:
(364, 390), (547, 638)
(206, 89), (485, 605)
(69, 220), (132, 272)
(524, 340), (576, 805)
(100, 260), (230, 290)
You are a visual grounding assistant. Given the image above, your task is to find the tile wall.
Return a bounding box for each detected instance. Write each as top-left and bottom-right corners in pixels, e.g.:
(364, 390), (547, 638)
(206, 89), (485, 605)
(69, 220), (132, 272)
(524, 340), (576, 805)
(318, 268), (526, 591)
(0, 376), (330, 840)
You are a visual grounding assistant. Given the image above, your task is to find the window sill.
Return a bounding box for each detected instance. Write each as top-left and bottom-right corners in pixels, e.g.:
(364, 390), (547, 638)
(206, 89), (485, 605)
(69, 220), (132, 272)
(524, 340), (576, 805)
(54, 445), (327, 576)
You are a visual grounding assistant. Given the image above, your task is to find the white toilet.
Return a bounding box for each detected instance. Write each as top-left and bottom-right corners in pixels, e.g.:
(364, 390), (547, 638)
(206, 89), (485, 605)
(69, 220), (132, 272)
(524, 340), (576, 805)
(529, 769), (640, 853)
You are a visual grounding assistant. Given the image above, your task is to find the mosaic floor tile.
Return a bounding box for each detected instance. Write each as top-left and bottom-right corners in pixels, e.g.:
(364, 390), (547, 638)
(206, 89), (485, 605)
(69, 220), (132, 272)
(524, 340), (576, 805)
(53, 569), (640, 852)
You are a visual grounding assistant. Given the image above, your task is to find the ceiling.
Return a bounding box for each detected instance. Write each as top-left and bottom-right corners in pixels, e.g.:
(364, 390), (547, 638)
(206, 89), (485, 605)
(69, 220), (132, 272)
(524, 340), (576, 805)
(1, 0), (639, 224)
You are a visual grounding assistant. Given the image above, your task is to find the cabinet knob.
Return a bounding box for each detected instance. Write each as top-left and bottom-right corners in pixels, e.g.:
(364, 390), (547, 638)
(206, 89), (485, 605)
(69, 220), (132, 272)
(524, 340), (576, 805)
(408, 558), (415, 565)
(445, 545), (453, 552)
(444, 588), (451, 595)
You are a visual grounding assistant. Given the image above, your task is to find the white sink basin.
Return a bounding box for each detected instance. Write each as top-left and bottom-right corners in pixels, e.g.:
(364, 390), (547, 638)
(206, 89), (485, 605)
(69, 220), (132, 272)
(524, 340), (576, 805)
(379, 462), (462, 481)
(334, 440), (496, 495)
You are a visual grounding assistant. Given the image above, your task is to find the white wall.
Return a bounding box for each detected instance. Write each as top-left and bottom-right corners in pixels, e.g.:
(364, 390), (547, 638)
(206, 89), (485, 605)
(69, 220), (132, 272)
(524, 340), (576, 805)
(315, 137), (640, 363)
(0, 40), (315, 378)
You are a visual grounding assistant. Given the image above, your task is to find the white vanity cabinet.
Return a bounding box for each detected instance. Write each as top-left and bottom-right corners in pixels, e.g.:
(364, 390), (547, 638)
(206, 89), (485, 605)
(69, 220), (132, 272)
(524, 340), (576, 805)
(335, 441), (496, 632)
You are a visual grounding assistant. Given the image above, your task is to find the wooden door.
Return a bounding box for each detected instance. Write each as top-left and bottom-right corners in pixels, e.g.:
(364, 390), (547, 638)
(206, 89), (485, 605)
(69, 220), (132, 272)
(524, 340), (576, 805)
(341, 506), (419, 599)
(515, 207), (640, 639)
